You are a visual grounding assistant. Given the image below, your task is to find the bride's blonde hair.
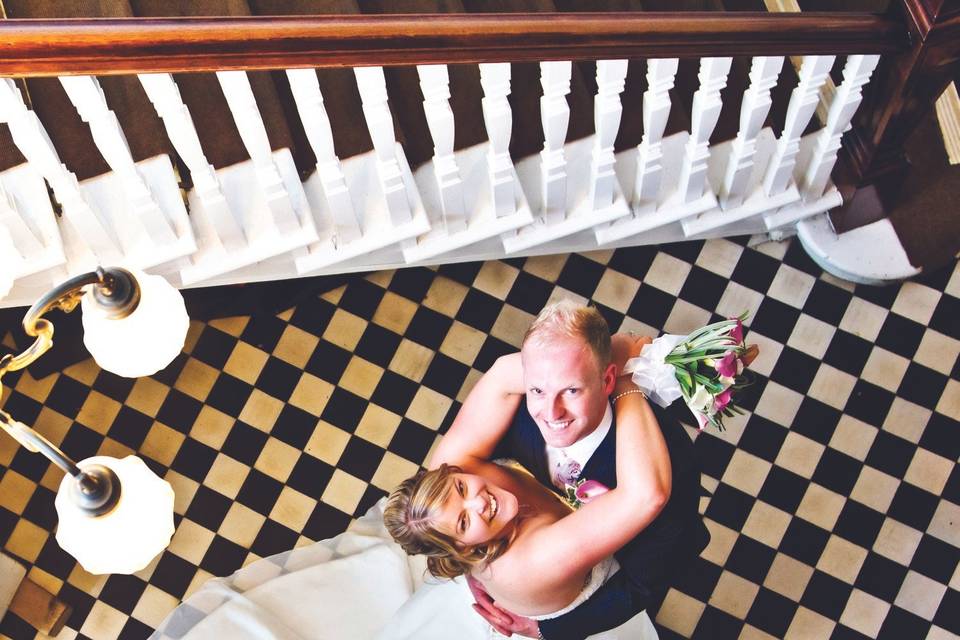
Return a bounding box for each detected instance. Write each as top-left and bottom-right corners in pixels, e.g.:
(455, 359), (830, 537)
(384, 464), (512, 579)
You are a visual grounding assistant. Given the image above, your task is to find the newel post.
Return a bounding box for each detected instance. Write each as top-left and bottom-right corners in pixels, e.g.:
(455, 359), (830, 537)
(830, 0), (960, 232)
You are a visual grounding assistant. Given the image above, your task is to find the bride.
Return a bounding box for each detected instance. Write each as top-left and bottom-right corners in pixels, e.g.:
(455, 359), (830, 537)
(150, 340), (664, 640)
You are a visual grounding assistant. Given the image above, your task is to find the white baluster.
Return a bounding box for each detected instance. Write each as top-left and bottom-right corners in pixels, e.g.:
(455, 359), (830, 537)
(59, 76), (177, 247)
(354, 66), (412, 226)
(286, 68), (360, 243)
(216, 70), (299, 235)
(720, 56), (784, 209)
(798, 55), (880, 200)
(589, 59), (628, 211)
(0, 79), (120, 261)
(0, 181), (40, 261)
(539, 61), (571, 224)
(139, 72), (244, 251)
(762, 55), (835, 197)
(634, 58), (679, 211)
(480, 63), (515, 218)
(418, 64), (467, 234)
(678, 57), (732, 205)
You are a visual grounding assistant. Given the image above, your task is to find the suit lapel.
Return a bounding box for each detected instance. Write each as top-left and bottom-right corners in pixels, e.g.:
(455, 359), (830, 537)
(514, 401), (552, 488)
(580, 409), (618, 488)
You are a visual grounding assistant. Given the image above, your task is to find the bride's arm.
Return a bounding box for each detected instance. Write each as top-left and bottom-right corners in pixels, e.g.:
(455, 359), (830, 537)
(512, 383), (671, 588)
(429, 354), (523, 470)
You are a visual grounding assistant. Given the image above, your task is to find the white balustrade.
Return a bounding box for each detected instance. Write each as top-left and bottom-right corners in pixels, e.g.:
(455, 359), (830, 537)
(763, 55), (835, 198)
(0, 79), (120, 268)
(589, 60), (629, 212)
(720, 56), (785, 209)
(798, 55), (880, 200)
(480, 63), (515, 218)
(678, 57), (733, 205)
(139, 73), (243, 251)
(59, 76), (175, 243)
(761, 55), (843, 231)
(286, 68), (360, 244)
(418, 65), (467, 234)
(680, 56), (798, 237)
(0, 41), (886, 304)
(216, 71), (305, 236)
(354, 66), (414, 226)
(539, 61), (572, 224)
(634, 58), (679, 212)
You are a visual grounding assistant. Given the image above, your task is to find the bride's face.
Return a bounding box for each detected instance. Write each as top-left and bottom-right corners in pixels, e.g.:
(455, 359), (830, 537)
(437, 473), (519, 546)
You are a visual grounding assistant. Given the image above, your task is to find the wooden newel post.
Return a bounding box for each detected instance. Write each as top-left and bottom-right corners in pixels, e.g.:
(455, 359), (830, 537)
(830, 0), (960, 232)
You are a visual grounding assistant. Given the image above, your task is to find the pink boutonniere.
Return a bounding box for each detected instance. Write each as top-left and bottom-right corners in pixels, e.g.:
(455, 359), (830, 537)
(564, 478), (610, 509)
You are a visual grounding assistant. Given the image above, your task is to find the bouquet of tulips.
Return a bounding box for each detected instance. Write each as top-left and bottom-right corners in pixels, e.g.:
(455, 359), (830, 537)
(625, 314), (758, 431)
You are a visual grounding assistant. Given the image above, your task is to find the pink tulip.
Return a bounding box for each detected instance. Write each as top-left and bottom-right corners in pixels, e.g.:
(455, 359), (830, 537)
(715, 351), (739, 378)
(694, 411), (710, 431)
(728, 319), (744, 344)
(574, 480), (610, 504)
(714, 388), (732, 413)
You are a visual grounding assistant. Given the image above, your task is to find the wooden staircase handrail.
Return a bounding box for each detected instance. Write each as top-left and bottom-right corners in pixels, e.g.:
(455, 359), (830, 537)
(0, 12), (907, 77)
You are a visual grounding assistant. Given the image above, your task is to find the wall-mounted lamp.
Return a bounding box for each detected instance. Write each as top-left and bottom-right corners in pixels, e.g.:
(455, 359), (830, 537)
(0, 266), (188, 574)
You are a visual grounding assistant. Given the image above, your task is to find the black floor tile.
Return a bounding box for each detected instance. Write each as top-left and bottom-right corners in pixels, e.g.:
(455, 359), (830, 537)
(371, 370), (421, 415)
(855, 551), (909, 602)
(745, 587), (798, 638)
(387, 267), (435, 303)
(338, 278), (386, 320)
(876, 313), (925, 360)
(887, 482), (940, 531)
(801, 570), (852, 620)
(726, 535), (776, 584)
(355, 323), (403, 369)
(271, 404), (317, 450)
(222, 421), (269, 466)
(239, 314), (287, 353)
(286, 454), (334, 497)
(555, 253), (606, 299)
(190, 326), (237, 369)
(457, 288), (504, 333)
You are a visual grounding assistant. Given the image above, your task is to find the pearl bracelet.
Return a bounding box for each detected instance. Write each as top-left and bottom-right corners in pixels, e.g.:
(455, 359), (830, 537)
(611, 388), (646, 403)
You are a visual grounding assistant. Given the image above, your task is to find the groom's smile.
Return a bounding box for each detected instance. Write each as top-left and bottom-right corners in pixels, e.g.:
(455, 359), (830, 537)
(522, 334), (617, 449)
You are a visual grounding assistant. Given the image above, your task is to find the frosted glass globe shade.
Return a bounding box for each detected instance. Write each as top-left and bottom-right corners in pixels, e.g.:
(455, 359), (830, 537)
(55, 456), (175, 575)
(81, 269), (188, 377)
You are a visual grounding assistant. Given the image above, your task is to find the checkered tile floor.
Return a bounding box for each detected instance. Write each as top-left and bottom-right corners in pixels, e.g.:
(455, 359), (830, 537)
(0, 238), (957, 640)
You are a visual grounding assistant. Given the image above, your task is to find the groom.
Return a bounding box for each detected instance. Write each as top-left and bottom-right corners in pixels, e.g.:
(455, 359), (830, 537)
(470, 301), (709, 639)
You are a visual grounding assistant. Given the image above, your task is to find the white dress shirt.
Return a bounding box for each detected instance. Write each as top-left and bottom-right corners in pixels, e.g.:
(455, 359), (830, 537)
(545, 402), (613, 488)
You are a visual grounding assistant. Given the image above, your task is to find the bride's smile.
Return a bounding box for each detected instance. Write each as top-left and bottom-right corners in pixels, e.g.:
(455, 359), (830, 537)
(439, 473), (519, 546)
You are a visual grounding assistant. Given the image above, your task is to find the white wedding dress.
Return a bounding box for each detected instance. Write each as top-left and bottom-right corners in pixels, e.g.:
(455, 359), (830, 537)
(150, 499), (658, 640)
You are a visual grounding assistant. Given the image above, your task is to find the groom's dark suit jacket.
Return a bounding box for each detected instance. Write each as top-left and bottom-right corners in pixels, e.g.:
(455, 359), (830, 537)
(493, 399), (709, 640)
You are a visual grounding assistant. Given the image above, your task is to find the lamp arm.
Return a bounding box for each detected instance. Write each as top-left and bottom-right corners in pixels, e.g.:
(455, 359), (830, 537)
(0, 409), (81, 477)
(0, 268), (139, 387)
(0, 270), (101, 386)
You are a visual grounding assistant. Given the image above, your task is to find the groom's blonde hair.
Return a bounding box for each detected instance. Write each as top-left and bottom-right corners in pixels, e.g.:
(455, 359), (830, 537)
(384, 464), (511, 579)
(523, 299), (611, 369)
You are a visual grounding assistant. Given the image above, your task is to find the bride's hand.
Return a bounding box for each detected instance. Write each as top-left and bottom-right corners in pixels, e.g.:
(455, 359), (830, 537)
(611, 332), (652, 375)
(467, 575), (541, 638)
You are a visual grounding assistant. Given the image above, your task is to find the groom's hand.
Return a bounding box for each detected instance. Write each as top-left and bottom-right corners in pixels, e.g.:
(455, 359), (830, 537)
(467, 575), (541, 638)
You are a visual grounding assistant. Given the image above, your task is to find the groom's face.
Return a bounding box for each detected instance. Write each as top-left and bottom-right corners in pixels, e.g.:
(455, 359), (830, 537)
(521, 334), (616, 449)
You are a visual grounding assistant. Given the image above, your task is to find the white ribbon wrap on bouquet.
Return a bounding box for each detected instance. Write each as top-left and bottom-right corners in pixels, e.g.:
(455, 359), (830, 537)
(622, 334), (686, 408)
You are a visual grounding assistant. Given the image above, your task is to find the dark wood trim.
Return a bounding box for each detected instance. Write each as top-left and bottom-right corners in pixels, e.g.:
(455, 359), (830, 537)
(0, 12), (907, 77)
(831, 0), (960, 232)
